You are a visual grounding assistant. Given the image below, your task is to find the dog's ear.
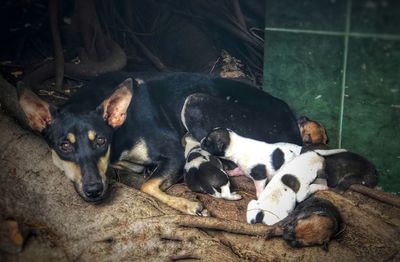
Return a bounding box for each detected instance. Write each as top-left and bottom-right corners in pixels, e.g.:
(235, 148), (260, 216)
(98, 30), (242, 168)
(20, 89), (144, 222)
(98, 78), (133, 128)
(18, 86), (54, 132)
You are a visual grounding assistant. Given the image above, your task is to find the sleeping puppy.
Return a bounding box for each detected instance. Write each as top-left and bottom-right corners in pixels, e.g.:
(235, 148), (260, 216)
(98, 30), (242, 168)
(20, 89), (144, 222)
(279, 197), (342, 250)
(297, 116), (328, 145)
(246, 151), (339, 225)
(182, 133), (242, 200)
(201, 127), (344, 198)
(301, 144), (379, 191)
(260, 197), (342, 249)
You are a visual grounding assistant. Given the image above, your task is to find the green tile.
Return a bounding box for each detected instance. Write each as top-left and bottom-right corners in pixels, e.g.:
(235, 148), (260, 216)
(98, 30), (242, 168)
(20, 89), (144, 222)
(263, 32), (344, 146)
(342, 38), (400, 193)
(351, 0), (400, 35)
(341, 102), (400, 193)
(265, 0), (348, 31)
(346, 38), (400, 105)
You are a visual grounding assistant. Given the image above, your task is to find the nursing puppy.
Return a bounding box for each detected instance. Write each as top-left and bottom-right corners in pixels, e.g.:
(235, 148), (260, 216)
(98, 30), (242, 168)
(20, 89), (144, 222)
(246, 150), (343, 225)
(301, 144), (379, 191)
(183, 133), (241, 200)
(201, 128), (344, 198)
(201, 127), (302, 197)
(297, 116), (328, 145)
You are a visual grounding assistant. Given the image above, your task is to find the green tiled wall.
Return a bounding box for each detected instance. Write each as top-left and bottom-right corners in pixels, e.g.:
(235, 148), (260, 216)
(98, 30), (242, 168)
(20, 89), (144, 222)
(263, 0), (400, 193)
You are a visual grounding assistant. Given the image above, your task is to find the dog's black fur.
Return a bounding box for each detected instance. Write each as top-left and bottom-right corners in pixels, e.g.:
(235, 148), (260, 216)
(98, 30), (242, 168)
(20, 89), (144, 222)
(19, 72), (301, 214)
(182, 134), (241, 201)
(301, 144), (379, 191)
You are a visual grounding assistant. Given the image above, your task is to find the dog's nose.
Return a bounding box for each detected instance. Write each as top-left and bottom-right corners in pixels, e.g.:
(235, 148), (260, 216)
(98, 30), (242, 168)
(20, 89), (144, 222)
(84, 183), (104, 199)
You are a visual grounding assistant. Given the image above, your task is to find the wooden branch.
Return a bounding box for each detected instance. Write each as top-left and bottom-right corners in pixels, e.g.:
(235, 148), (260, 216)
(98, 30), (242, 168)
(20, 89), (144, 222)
(0, 76), (29, 129)
(109, 3), (169, 72)
(48, 0), (64, 90)
(349, 185), (400, 208)
(176, 215), (282, 237)
(232, 0), (248, 31)
(22, 38), (127, 84)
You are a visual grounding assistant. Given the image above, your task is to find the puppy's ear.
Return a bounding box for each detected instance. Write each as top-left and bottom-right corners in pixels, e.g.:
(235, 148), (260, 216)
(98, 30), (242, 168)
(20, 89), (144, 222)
(19, 86), (55, 132)
(297, 116), (310, 126)
(216, 137), (227, 152)
(321, 127), (328, 144)
(98, 78), (133, 128)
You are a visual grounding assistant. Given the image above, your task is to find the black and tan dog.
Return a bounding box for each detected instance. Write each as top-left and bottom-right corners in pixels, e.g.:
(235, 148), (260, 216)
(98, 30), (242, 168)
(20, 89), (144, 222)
(19, 72), (301, 215)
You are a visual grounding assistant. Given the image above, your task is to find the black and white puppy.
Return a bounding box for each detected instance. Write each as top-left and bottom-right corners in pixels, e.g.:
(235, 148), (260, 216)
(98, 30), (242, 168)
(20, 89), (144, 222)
(200, 127), (302, 198)
(246, 150), (335, 225)
(182, 133), (242, 200)
(201, 128), (345, 198)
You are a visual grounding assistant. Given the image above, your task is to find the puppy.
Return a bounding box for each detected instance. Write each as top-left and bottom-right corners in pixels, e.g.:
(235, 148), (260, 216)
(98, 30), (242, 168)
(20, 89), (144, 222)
(182, 133), (241, 200)
(246, 150), (342, 225)
(301, 144), (379, 191)
(280, 197), (342, 250)
(201, 127), (344, 198)
(297, 116), (328, 145)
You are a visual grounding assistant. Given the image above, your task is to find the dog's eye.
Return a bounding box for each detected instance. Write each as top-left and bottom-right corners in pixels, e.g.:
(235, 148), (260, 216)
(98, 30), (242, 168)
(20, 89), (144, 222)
(96, 137), (107, 146)
(60, 141), (73, 152)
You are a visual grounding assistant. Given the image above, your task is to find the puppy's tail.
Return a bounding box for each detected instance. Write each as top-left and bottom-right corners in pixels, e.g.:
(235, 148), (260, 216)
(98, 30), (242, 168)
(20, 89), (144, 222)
(314, 149), (347, 156)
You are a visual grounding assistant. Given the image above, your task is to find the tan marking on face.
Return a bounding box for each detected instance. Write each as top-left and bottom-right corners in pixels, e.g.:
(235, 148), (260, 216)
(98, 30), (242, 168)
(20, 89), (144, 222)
(119, 138), (150, 164)
(51, 150), (82, 183)
(97, 146), (110, 184)
(300, 121), (328, 144)
(88, 130), (96, 141)
(67, 133), (76, 144)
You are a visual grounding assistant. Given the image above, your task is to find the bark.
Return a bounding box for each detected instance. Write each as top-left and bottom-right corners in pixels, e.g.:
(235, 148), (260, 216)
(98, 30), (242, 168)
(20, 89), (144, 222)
(48, 0), (64, 90)
(22, 0), (127, 86)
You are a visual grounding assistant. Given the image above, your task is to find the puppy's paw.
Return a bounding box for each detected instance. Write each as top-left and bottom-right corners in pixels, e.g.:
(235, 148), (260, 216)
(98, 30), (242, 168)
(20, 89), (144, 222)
(224, 192), (242, 201)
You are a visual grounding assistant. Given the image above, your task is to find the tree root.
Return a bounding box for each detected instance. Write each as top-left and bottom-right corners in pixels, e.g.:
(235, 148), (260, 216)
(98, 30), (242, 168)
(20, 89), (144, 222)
(349, 185), (400, 208)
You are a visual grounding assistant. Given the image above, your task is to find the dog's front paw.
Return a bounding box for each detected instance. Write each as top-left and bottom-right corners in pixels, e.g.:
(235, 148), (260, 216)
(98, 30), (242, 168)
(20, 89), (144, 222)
(177, 199), (209, 216)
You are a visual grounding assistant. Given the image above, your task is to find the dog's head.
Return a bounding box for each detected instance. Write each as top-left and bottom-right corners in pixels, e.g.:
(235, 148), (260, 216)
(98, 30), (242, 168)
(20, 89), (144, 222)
(200, 127), (231, 157)
(18, 78), (133, 202)
(297, 116), (328, 145)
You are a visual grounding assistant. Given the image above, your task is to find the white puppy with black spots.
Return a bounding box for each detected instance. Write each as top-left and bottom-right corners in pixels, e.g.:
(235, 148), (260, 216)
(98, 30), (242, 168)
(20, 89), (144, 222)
(201, 127), (303, 198)
(201, 127), (346, 198)
(182, 133), (242, 200)
(246, 150), (343, 225)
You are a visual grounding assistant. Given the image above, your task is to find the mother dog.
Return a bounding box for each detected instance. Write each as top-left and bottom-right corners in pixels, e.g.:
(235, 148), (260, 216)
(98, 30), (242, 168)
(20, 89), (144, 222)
(19, 72), (301, 215)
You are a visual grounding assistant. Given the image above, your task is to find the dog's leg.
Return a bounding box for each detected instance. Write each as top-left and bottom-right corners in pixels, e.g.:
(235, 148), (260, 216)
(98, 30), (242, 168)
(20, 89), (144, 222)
(141, 178), (208, 216)
(296, 184), (328, 202)
(220, 182), (242, 200)
(253, 179), (267, 199)
(141, 160), (209, 216)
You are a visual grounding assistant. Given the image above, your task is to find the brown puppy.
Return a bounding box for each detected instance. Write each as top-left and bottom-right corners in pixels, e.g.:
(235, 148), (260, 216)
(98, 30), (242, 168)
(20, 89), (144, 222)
(297, 116), (328, 145)
(278, 197), (342, 250)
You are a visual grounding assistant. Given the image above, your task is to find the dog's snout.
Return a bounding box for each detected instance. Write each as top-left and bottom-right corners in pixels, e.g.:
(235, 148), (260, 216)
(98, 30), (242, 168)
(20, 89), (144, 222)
(84, 183), (104, 199)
